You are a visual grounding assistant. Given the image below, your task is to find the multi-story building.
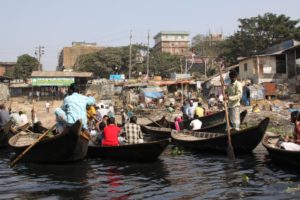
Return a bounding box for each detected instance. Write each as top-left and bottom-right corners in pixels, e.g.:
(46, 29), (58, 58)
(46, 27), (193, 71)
(57, 42), (104, 71)
(153, 31), (190, 55)
(0, 62), (16, 77)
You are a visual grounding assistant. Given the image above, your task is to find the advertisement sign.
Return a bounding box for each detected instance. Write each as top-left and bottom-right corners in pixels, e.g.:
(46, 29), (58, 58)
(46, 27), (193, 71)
(32, 78), (75, 86)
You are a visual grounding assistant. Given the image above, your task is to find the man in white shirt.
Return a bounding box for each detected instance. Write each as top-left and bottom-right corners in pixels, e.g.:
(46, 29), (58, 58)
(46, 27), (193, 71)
(19, 111), (28, 126)
(189, 116), (202, 130)
(187, 100), (196, 119)
(98, 104), (108, 119)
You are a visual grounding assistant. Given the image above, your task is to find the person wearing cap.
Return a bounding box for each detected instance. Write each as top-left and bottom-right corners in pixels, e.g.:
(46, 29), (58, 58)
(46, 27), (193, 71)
(224, 70), (243, 130)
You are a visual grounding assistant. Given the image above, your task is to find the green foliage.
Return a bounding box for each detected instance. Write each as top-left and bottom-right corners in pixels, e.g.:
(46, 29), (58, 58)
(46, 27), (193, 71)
(219, 13), (300, 66)
(171, 146), (183, 155)
(149, 51), (181, 75)
(3, 69), (14, 78)
(242, 174), (250, 185)
(14, 54), (39, 80)
(192, 34), (223, 57)
(75, 45), (181, 78)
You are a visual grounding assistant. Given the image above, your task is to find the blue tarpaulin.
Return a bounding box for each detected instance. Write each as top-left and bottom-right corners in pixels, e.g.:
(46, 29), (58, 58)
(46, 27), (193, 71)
(140, 87), (164, 99)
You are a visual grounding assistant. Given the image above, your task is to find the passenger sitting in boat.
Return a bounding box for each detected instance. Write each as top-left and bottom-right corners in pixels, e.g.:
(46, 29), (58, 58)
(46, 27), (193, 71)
(102, 115), (109, 125)
(10, 111), (23, 129)
(189, 116), (202, 130)
(124, 116), (144, 144)
(92, 121), (106, 145)
(87, 105), (97, 130)
(174, 116), (183, 131)
(19, 111), (28, 126)
(0, 104), (10, 132)
(102, 117), (121, 146)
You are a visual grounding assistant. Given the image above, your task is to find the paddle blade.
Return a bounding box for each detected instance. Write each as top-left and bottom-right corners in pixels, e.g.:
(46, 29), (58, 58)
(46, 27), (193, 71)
(227, 144), (235, 160)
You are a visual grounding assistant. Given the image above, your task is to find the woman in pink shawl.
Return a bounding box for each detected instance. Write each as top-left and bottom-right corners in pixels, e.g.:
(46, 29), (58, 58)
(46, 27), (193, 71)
(174, 116), (183, 131)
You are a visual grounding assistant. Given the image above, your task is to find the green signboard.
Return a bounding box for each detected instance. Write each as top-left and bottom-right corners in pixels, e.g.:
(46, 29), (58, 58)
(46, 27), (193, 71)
(32, 77), (75, 86)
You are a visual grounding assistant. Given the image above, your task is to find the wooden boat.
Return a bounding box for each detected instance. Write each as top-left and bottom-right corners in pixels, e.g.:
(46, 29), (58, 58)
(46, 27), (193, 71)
(9, 120), (89, 164)
(171, 117), (270, 154)
(141, 110), (248, 137)
(182, 110), (226, 129)
(0, 121), (30, 148)
(198, 110), (248, 132)
(141, 126), (172, 139)
(87, 138), (171, 162)
(262, 132), (300, 168)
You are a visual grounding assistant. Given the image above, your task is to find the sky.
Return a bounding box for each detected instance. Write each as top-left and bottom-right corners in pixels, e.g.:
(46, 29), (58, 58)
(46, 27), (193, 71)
(0, 0), (300, 71)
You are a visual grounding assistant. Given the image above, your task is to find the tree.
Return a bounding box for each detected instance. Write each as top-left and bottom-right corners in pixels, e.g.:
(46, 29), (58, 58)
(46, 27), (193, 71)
(75, 45), (181, 78)
(149, 51), (181, 76)
(192, 34), (223, 57)
(219, 13), (300, 66)
(14, 54), (39, 80)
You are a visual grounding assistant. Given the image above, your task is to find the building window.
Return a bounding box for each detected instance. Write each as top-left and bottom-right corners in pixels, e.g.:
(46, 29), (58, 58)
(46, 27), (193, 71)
(244, 63), (247, 71)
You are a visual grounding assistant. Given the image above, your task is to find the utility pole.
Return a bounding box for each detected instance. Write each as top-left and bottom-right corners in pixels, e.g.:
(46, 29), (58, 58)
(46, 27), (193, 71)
(146, 30), (150, 77)
(129, 30), (132, 79)
(35, 46), (45, 71)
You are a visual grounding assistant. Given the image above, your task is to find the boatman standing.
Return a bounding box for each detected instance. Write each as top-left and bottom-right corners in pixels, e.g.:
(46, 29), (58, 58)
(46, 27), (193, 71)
(224, 70), (243, 130)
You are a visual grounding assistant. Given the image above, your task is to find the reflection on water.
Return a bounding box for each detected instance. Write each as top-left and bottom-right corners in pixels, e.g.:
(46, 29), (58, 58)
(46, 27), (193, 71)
(0, 144), (300, 199)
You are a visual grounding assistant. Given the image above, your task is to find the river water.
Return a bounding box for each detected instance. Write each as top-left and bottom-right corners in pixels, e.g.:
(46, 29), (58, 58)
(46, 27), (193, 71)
(0, 144), (299, 199)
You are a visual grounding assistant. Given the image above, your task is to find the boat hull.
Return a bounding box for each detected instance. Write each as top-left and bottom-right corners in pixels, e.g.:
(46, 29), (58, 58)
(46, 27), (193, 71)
(9, 120), (88, 164)
(171, 118), (269, 154)
(87, 138), (171, 162)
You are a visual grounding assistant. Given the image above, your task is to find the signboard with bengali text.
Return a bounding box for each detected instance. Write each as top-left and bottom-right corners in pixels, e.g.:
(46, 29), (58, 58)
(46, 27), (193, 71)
(31, 77), (75, 86)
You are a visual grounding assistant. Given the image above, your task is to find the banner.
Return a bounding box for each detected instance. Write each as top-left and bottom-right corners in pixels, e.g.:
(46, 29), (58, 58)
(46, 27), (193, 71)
(32, 78), (74, 86)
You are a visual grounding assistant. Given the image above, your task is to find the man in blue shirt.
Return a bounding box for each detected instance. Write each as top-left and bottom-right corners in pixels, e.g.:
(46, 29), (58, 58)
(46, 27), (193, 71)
(56, 83), (95, 133)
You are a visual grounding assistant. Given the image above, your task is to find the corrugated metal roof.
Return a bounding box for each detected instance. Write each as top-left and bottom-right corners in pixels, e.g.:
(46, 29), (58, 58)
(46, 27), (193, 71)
(31, 71), (92, 78)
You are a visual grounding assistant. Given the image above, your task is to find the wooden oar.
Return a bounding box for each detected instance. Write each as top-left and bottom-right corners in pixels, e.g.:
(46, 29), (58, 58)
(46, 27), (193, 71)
(31, 100), (35, 125)
(145, 116), (164, 128)
(218, 62), (235, 160)
(10, 124), (56, 167)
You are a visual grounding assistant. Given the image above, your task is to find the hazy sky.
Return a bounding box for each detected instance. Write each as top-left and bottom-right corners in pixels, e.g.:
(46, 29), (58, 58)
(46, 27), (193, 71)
(0, 0), (299, 70)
